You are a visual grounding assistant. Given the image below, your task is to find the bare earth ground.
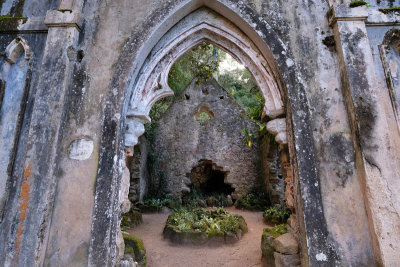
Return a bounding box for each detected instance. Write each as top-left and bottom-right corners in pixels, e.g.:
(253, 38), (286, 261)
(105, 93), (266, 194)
(129, 207), (268, 267)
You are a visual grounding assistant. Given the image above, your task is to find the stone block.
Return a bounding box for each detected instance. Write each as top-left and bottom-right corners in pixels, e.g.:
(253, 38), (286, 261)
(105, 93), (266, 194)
(274, 252), (300, 267)
(273, 233), (299, 255)
(261, 232), (275, 258)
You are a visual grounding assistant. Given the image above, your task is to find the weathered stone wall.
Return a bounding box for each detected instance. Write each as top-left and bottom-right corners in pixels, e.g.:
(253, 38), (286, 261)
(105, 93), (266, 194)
(259, 130), (284, 204)
(0, 0), (399, 266)
(127, 135), (149, 203)
(151, 79), (261, 199)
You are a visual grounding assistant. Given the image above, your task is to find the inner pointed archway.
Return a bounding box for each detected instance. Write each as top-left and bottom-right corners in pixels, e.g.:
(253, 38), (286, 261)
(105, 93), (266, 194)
(124, 8), (286, 148)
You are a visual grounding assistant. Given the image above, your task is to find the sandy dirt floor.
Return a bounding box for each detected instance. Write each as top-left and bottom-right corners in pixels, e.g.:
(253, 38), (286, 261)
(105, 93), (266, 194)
(129, 207), (268, 267)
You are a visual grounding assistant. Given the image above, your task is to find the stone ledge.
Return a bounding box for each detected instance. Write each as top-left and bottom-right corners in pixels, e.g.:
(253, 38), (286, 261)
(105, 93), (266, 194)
(327, 4), (368, 26)
(44, 10), (81, 30)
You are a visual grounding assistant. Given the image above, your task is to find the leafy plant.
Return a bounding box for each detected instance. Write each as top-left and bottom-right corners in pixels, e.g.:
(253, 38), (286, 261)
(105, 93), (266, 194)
(263, 224), (288, 238)
(235, 189), (270, 211)
(263, 204), (291, 225)
(164, 207), (247, 239)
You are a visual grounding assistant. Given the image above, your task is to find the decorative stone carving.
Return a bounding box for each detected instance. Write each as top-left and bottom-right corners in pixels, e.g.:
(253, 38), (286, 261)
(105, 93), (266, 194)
(266, 118), (286, 135)
(5, 37), (31, 64)
(125, 117), (147, 148)
(68, 139), (94, 160)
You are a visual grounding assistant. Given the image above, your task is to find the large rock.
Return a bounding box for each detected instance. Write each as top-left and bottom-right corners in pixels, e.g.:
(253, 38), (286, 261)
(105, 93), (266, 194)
(273, 233), (299, 255)
(274, 252), (300, 267)
(261, 231), (275, 258)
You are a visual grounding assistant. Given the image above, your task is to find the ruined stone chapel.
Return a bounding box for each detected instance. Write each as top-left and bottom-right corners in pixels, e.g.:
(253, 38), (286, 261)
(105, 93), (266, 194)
(0, 0), (400, 266)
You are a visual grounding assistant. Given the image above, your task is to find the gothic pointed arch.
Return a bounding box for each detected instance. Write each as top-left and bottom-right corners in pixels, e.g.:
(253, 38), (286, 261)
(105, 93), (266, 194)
(90, 1), (334, 266)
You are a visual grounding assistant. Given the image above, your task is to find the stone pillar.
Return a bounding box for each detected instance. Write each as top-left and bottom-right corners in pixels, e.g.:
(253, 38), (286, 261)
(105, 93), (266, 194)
(329, 5), (400, 265)
(0, 10), (81, 266)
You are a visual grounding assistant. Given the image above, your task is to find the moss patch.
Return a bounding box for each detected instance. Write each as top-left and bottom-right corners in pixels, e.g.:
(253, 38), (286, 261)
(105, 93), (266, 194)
(349, 1), (367, 8)
(163, 208), (247, 244)
(123, 233), (146, 266)
(57, 9), (73, 13)
(121, 209), (143, 229)
(379, 7), (400, 14)
(263, 224), (287, 238)
(0, 15), (27, 31)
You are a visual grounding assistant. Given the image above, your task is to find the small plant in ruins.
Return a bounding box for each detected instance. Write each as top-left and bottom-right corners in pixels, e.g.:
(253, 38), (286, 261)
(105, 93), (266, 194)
(263, 204), (291, 225)
(163, 207), (248, 244)
(234, 189), (270, 211)
(196, 112), (212, 124)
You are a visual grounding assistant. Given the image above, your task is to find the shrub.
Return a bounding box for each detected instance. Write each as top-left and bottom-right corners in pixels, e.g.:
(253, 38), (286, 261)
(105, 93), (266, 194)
(235, 189), (270, 211)
(263, 204), (291, 224)
(163, 207), (247, 244)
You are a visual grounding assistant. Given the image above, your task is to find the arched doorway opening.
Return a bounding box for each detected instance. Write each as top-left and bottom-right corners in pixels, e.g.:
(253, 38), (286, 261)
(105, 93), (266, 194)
(122, 7), (294, 264)
(89, 2), (331, 266)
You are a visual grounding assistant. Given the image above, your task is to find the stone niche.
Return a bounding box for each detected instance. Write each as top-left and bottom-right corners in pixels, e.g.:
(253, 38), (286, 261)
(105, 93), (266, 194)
(151, 78), (262, 199)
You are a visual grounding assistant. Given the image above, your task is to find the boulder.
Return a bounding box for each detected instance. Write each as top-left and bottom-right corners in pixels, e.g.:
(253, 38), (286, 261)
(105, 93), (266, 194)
(274, 252), (300, 267)
(273, 233), (299, 255)
(261, 230), (275, 258)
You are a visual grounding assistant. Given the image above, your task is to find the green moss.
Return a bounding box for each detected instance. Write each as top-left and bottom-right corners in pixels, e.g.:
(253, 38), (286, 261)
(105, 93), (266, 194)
(121, 209), (143, 228)
(57, 9), (73, 13)
(263, 224), (287, 238)
(349, 1), (367, 8)
(0, 15), (27, 31)
(379, 7), (400, 14)
(123, 233), (146, 265)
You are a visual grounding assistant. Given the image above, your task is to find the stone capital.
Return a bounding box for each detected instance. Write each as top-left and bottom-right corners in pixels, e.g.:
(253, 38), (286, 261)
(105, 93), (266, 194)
(125, 116), (148, 148)
(327, 4), (368, 27)
(44, 10), (81, 31)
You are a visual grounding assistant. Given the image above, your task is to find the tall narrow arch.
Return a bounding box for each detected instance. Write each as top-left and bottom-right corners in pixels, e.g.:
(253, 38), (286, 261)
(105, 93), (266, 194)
(0, 36), (32, 221)
(89, 1), (334, 266)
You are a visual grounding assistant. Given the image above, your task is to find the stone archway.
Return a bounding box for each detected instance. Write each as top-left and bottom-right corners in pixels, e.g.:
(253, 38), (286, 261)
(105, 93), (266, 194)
(90, 1), (332, 266)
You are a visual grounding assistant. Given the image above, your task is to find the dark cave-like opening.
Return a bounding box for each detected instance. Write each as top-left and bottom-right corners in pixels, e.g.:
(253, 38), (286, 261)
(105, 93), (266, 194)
(189, 160), (234, 195)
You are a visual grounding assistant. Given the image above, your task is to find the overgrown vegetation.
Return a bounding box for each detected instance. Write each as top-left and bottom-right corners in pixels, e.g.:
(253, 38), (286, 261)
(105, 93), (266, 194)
(379, 7), (400, 14)
(121, 208), (143, 229)
(182, 186), (230, 208)
(349, 1), (367, 8)
(163, 207), (247, 244)
(234, 189), (270, 211)
(263, 224), (287, 238)
(263, 204), (291, 224)
(123, 233), (147, 266)
(136, 194), (180, 213)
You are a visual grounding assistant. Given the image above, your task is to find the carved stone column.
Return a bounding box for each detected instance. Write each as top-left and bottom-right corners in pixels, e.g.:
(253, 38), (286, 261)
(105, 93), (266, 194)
(329, 4), (400, 265)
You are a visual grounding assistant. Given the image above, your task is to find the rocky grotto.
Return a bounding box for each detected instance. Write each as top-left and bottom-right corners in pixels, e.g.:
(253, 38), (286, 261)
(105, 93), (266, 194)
(0, 0), (400, 266)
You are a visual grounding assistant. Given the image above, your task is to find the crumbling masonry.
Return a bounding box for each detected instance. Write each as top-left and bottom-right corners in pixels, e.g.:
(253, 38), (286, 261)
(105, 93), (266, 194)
(0, 0), (400, 266)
